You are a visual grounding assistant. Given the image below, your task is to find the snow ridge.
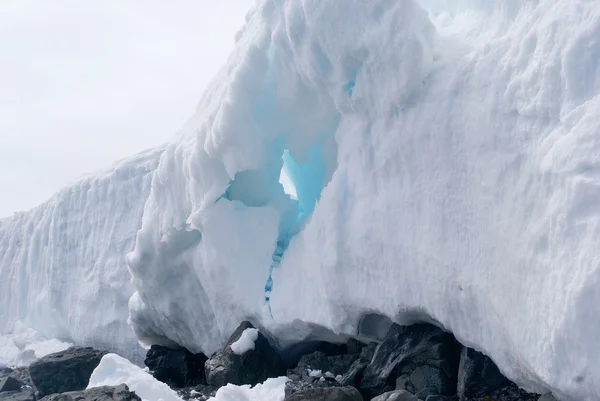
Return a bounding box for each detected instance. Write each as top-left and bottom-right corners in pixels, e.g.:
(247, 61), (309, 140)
(0, 148), (162, 363)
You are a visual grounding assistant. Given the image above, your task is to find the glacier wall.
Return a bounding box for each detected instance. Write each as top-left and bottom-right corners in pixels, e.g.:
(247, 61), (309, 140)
(126, 0), (600, 400)
(0, 148), (162, 363)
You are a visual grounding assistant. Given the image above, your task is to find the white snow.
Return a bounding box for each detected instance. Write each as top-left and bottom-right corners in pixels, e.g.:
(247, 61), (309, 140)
(1, 0), (600, 399)
(0, 323), (72, 367)
(0, 149), (162, 363)
(124, 1), (600, 399)
(307, 369), (322, 378)
(207, 377), (288, 401)
(230, 328), (259, 355)
(88, 353), (183, 401)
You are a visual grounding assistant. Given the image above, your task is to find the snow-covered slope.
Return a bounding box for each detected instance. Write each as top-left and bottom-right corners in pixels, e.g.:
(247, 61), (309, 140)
(0, 148), (162, 363)
(125, 0), (600, 400)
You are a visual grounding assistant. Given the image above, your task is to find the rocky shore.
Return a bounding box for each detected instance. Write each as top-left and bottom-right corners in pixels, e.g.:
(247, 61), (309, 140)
(0, 322), (558, 401)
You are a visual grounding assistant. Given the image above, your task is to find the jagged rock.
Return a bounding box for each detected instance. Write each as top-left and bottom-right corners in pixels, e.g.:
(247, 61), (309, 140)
(39, 384), (141, 401)
(287, 351), (358, 381)
(204, 321), (285, 387)
(0, 391), (35, 401)
(284, 386), (363, 401)
(177, 384), (217, 401)
(339, 341), (376, 388)
(0, 377), (23, 393)
(340, 360), (369, 388)
(360, 323), (461, 399)
(455, 347), (539, 401)
(456, 347), (509, 400)
(29, 347), (107, 397)
(538, 395), (557, 401)
(284, 378), (341, 399)
(371, 390), (420, 401)
(145, 345), (207, 388)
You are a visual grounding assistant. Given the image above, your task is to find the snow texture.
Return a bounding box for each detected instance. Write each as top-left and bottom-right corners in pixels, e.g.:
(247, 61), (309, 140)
(124, 1), (600, 400)
(0, 149), (162, 363)
(207, 376), (288, 401)
(88, 353), (183, 401)
(1, 0), (600, 399)
(230, 328), (260, 355)
(0, 323), (72, 367)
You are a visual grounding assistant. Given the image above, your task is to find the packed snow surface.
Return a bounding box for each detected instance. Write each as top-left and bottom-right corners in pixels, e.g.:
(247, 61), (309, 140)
(88, 353), (183, 401)
(207, 377), (288, 401)
(124, 0), (600, 399)
(0, 324), (72, 367)
(0, 149), (162, 363)
(230, 328), (260, 355)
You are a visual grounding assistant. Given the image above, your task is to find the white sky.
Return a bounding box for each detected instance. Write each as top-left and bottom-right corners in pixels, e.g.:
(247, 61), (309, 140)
(0, 0), (254, 217)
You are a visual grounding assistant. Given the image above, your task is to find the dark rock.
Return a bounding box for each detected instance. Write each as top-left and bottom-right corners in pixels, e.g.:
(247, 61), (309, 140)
(340, 360), (369, 387)
(346, 339), (363, 355)
(145, 345), (207, 388)
(340, 341), (377, 387)
(29, 347), (107, 397)
(359, 323), (461, 399)
(425, 396), (456, 401)
(288, 351), (358, 380)
(177, 384), (217, 401)
(39, 384), (141, 401)
(456, 347), (508, 400)
(284, 386), (363, 401)
(204, 321), (285, 387)
(281, 341), (350, 368)
(284, 378), (341, 399)
(0, 377), (23, 393)
(2, 369), (32, 389)
(0, 390), (35, 401)
(371, 390), (420, 401)
(456, 347), (539, 401)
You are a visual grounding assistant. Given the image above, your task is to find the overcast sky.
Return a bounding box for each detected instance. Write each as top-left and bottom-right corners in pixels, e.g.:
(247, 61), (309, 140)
(0, 0), (254, 217)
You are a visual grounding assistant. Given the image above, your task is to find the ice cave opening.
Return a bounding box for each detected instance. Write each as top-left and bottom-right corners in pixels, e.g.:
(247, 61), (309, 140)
(219, 134), (337, 305)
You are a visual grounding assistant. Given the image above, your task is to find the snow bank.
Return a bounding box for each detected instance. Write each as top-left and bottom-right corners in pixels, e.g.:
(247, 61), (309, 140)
(0, 148), (162, 362)
(125, 0), (600, 399)
(88, 353), (183, 401)
(0, 324), (72, 367)
(207, 377), (288, 401)
(230, 328), (259, 355)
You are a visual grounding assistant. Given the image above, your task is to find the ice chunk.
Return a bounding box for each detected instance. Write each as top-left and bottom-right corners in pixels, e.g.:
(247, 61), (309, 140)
(207, 377), (288, 401)
(230, 328), (260, 355)
(88, 353), (183, 401)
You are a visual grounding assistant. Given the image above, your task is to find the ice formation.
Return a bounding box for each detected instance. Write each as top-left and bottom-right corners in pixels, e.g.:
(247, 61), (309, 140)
(230, 328), (260, 355)
(125, 0), (600, 399)
(1, 0), (600, 399)
(207, 377), (288, 401)
(88, 353), (183, 401)
(0, 149), (162, 364)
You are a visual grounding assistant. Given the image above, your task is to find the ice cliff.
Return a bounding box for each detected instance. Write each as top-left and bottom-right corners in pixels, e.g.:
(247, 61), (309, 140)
(0, 149), (162, 363)
(3, 0), (600, 399)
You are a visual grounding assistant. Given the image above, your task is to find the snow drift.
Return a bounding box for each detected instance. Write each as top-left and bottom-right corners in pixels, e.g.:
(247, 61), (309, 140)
(1, 0), (600, 399)
(125, 0), (600, 399)
(0, 149), (162, 363)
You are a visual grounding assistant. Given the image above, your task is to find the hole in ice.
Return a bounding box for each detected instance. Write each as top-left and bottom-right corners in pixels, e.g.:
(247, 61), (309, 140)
(357, 313), (394, 342)
(279, 165), (297, 200)
(217, 136), (337, 310)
